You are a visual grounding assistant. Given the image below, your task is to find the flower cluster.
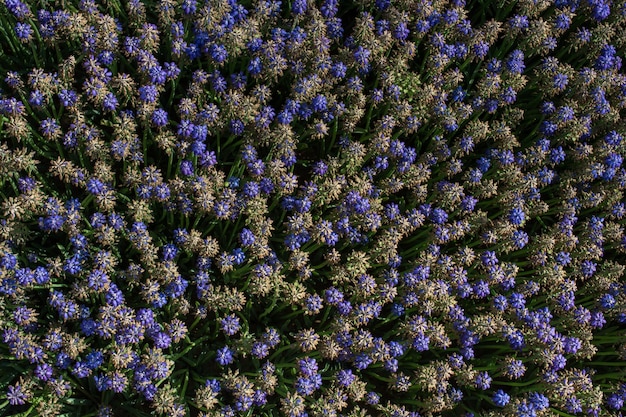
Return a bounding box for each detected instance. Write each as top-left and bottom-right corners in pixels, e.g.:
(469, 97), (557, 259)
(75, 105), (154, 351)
(1, 0), (626, 416)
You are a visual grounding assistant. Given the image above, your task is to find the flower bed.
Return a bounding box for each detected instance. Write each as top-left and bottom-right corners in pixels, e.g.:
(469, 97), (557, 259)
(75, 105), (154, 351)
(0, 0), (625, 416)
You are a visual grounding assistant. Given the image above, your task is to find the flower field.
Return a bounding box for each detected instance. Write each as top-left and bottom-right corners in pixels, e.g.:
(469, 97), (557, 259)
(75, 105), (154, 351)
(0, 0), (625, 416)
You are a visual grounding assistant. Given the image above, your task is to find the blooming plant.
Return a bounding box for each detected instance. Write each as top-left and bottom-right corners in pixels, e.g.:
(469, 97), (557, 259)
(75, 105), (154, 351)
(0, 0), (625, 416)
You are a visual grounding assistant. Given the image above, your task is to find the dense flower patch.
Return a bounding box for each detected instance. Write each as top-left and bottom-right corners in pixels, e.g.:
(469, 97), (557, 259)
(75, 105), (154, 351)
(0, 0), (625, 416)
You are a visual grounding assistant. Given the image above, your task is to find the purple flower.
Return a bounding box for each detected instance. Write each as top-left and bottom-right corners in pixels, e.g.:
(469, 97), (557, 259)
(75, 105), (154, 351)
(474, 371), (492, 390)
(511, 230), (529, 249)
(263, 328), (280, 347)
(7, 383), (28, 405)
(34, 363), (53, 381)
(516, 402), (537, 417)
(393, 21), (410, 41)
(209, 44), (228, 63)
(40, 118), (60, 138)
(138, 84), (158, 103)
(304, 294), (323, 314)
(216, 346), (234, 366)
(251, 342), (269, 359)
(390, 303), (404, 316)
(152, 108), (168, 127)
(493, 389), (510, 407)
(505, 359), (526, 379)
(295, 375), (321, 395)
(505, 329), (525, 351)
(581, 260), (597, 278)
(161, 243), (178, 261)
(5, 0), (31, 19)
(324, 287), (344, 305)
(591, 1), (611, 21)
(177, 160), (193, 177)
(412, 332), (430, 352)
(596, 44), (621, 70)
(102, 92), (118, 111)
(255, 106), (275, 129)
(430, 207), (448, 224)
(331, 61), (347, 78)
(15, 22), (33, 40)
(529, 392), (549, 410)
(481, 251), (498, 267)
(605, 130), (623, 146)
(86, 178), (106, 195)
(590, 311), (606, 328)
(28, 90), (45, 107)
(220, 315), (241, 336)
(471, 40), (489, 58)
(509, 292), (526, 310)
(236, 228), (255, 247)
(382, 342), (402, 360)
(291, 0), (307, 15)
(599, 293), (616, 309)
(106, 284), (125, 306)
(354, 353), (372, 370)
(298, 357), (318, 377)
(607, 393), (624, 410)
(551, 353), (567, 371)
(336, 369), (356, 387)
(506, 49), (525, 74)
(508, 207), (525, 225)
(565, 397), (583, 414)
(311, 95), (327, 112)
(508, 14), (529, 30)
(56, 89), (78, 107)
(312, 161), (328, 176)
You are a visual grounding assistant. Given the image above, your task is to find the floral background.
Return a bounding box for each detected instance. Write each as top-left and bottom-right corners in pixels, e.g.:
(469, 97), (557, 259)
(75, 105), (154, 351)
(0, 0), (625, 416)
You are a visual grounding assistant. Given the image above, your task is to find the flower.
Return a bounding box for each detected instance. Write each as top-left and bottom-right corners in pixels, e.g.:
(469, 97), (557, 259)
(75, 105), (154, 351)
(216, 346), (235, 366)
(220, 315), (241, 336)
(138, 84), (158, 102)
(7, 382), (30, 405)
(336, 369), (356, 387)
(291, 0), (308, 15)
(474, 371), (492, 390)
(493, 389), (510, 406)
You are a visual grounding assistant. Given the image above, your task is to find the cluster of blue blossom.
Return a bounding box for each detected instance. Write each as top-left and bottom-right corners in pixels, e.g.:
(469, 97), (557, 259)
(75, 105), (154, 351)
(1, 0), (626, 416)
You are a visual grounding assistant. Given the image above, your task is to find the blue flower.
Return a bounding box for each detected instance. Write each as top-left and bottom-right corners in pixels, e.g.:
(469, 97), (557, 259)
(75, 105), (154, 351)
(565, 397), (582, 414)
(599, 293), (616, 309)
(291, 0), (307, 15)
(6, 383), (28, 406)
(506, 49), (525, 74)
(516, 402), (537, 417)
(581, 259), (597, 278)
(591, 1), (611, 21)
(297, 357), (318, 377)
(102, 92), (118, 111)
(151, 108), (168, 127)
(508, 207), (525, 225)
(493, 389), (510, 406)
(411, 332), (430, 352)
(474, 371), (492, 390)
(430, 207), (448, 224)
(34, 363), (54, 381)
(221, 315), (241, 336)
(511, 230), (529, 249)
(15, 22), (33, 41)
(330, 61), (347, 78)
(354, 353), (372, 370)
(216, 346), (234, 365)
(393, 21), (410, 41)
(607, 393), (625, 410)
(250, 342), (268, 359)
(138, 84), (158, 102)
